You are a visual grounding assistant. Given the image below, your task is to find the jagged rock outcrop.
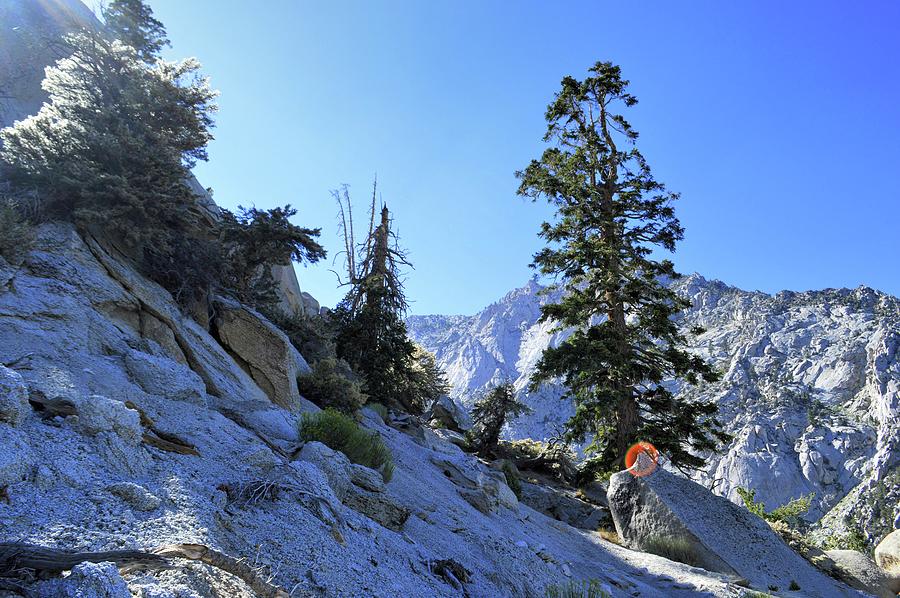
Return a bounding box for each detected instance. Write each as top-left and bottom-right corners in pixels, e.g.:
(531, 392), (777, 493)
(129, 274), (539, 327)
(607, 468), (859, 597)
(408, 276), (900, 546)
(518, 480), (609, 531)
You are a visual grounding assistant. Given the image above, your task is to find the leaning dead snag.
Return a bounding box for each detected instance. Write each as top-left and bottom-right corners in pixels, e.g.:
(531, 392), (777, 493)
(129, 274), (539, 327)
(153, 544), (289, 598)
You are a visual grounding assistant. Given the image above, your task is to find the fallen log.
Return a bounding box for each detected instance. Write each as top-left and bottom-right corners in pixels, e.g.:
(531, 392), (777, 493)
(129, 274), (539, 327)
(0, 543), (169, 578)
(0, 542), (293, 598)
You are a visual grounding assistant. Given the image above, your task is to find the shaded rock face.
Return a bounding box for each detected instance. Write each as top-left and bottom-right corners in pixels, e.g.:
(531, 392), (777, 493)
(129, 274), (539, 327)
(518, 480), (609, 531)
(212, 297), (310, 409)
(825, 549), (897, 598)
(0, 0), (99, 129)
(425, 395), (472, 433)
(607, 469), (859, 597)
(408, 276), (900, 542)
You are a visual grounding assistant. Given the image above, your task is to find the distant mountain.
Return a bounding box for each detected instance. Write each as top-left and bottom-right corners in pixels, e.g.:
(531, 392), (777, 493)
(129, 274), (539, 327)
(408, 274), (900, 542)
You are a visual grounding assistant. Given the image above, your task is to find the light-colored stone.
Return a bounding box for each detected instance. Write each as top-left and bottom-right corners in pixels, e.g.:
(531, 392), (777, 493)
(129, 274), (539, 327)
(876, 529), (900, 574)
(0, 425), (33, 487)
(0, 364), (29, 425)
(124, 349), (206, 404)
(298, 441), (408, 530)
(34, 561), (130, 598)
(72, 395), (142, 445)
(212, 297), (310, 409)
(107, 481), (162, 512)
(825, 549), (895, 598)
(607, 468), (859, 597)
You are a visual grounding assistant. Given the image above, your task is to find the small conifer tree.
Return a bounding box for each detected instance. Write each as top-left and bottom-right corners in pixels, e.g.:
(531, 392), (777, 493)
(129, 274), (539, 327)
(468, 381), (531, 456)
(219, 205), (325, 309)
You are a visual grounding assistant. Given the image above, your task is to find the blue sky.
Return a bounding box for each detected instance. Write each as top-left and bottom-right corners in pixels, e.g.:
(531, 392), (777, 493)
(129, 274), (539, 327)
(115, 0), (899, 315)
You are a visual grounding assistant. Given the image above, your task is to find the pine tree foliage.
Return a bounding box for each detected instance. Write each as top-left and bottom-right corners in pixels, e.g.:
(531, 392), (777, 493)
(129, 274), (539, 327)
(331, 181), (448, 413)
(0, 28), (217, 303)
(468, 381), (532, 455)
(102, 0), (169, 62)
(219, 205), (325, 308)
(517, 61), (728, 470)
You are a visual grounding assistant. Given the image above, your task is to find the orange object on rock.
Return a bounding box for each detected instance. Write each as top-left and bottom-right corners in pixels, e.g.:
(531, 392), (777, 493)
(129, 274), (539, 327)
(625, 441), (659, 477)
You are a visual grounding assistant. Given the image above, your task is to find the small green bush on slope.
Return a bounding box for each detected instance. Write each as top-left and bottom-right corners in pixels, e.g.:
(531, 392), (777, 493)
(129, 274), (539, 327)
(298, 409), (394, 482)
(736, 487), (813, 527)
(545, 579), (611, 598)
(296, 358), (367, 414)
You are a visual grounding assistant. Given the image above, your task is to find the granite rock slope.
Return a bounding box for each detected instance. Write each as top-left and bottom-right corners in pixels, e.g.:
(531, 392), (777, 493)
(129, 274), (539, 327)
(0, 223), (794, 597)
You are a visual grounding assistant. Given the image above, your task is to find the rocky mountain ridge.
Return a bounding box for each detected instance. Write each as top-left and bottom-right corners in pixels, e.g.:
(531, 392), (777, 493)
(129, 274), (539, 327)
(407, 275), (900, 544)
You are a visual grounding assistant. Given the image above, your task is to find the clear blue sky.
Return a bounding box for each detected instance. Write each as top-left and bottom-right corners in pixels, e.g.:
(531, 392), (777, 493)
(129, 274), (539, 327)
(111, 1), (900, 315)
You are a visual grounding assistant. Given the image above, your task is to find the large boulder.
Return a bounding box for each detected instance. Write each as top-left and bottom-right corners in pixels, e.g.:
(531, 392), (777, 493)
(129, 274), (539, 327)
(825, 549), (897, 598)
(607, 468), (859, 597)
(425, 395), (472, 433)
(0, 364), (29, 425)
(876, 529), (900, 574)
(212, 297), (310, 409)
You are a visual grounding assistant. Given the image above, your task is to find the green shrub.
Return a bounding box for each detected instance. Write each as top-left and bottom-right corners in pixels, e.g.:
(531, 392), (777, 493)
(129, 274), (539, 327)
(298, 409), (394, 482)
(500, 460), (522, 499)
(737, 487), (813, 526)
(0, 198), (35, 265)
(821, 530), (868, 553)
(642, 535), (701, 567)
(789, 580), (801, 591)
(297, 358), (367, 414)
(545, 579), (610, 598)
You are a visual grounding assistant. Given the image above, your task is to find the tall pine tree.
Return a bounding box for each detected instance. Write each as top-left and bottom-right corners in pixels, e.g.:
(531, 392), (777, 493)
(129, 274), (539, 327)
(517, 61), (728, 471)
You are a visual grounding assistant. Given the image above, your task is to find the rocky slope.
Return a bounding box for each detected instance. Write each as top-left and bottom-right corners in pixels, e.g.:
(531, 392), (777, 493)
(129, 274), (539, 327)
(0, 223), (810, 598)
(407, 275), (900, 545)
